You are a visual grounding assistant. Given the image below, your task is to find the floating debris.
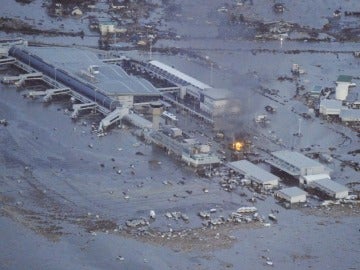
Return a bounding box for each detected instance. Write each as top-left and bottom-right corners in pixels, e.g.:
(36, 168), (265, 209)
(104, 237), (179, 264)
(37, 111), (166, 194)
(198, 211), (211, 219)
(0, 119), (8, 126)
(268, 214), (277, 222)
(116, 256), (125, 261)
(125, 218), (149, 228)
(149, 210), (156, 219)
(236, 206), (258, 213)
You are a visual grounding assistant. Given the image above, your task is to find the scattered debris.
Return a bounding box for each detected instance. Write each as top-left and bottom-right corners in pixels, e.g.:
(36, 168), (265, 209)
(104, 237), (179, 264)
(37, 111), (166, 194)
(268, 214), (277, 222)
(0, 119), (8, 126)
(149, 210), (156, 219)
(126, 218), (149, 228)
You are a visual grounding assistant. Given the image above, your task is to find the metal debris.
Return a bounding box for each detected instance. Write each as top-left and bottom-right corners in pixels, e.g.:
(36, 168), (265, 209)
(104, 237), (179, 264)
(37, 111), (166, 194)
(125, 218), (149, 228)
(149, 210), (156, 219)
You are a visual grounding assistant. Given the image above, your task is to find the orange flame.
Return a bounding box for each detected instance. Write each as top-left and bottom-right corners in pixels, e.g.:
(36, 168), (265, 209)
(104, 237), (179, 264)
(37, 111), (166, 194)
(232, 141), (244, 151)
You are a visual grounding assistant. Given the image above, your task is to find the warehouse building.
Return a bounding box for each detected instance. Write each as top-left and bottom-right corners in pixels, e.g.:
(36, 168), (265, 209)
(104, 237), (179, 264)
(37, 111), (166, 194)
(266, 150), (331, 180)
(339, 109), (360, 122)
(309, 179), (349, 199)
(276, 187), (307, 203)
(319, 99), (343, 116)
(227, 160), (279, 189)
(299, 174), (331, 186)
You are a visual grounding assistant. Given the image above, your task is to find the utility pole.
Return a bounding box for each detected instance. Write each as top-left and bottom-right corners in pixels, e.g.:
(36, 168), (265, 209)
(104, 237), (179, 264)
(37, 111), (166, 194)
(149, 38), (153, 60)
(298, 118), (302, 137)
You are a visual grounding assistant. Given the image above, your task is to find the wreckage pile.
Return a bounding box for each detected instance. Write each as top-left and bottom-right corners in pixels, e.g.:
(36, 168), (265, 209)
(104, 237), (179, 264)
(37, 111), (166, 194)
(198, 206), (264, 227)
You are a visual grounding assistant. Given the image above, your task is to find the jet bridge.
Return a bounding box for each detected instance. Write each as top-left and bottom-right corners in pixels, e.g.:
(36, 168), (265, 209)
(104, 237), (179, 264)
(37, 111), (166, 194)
(43, 87), (71, 102)
(1, 72), (43, 86)
(98, 107), (129, 131)
(71, 102), (97, 119)
(0, 57), (16, 66)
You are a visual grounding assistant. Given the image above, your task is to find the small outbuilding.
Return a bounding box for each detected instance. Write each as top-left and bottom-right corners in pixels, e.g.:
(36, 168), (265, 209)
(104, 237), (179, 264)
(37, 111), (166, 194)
(335, 75), (355, 101)
(227, 160), (279, 189)
(276, 187), (307, 203)
(310, 85), (322, 98)
(99, 21), (116, 35)
(309, 179), (349, 199)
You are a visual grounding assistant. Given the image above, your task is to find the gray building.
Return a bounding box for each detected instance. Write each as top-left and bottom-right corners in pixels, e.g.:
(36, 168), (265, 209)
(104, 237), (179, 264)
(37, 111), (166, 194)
(227, 160), (279, 189)
(276, 187), (307, 203)
(266, 150), (331, 179)
(309, 179), (349, 199)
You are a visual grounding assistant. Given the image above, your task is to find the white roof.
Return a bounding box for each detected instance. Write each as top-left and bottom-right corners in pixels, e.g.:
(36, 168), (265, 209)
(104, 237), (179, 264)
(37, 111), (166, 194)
(340, 109), (360, 121)
(302, 174), (330, 182)
(149, 60), (211, 90)
(271, 151), (324, 170)
(228, 160), (279, 184)
(277, 187), (307, 197)
(320, 99), (342, 109)
(311, 179), (348, 193)
(29, 47), (159, 96)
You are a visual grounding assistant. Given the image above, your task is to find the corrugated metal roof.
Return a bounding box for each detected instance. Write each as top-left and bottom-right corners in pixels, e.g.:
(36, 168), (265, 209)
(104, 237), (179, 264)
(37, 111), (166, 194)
(271, 150), (324, 170)
(277, 187), (307, 197)
(320, 99), (342, 109)
(311, 179), (348, 193)
(340, 109), (360, 121)
(227, 160), (279, 184)
(149, 60), (211, 90)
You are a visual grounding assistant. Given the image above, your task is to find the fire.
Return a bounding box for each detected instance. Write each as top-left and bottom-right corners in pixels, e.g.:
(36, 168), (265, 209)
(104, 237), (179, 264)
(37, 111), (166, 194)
(232, 141), (244, 152)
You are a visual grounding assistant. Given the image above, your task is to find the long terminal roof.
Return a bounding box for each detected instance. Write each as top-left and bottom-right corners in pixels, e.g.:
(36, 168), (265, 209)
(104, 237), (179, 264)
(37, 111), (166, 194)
(149, 60), (211, 90)
(28, 47), (160, 96)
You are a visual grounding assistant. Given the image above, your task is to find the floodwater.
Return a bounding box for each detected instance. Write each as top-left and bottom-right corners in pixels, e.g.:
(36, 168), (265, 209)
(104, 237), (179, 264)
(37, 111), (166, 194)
(1, 0), (360, 269)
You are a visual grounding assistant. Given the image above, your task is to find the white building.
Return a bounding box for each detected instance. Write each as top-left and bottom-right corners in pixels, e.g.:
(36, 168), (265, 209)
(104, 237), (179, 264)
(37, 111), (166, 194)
(340, 109), (360, 122)
(335, 75), (355, 101)
(319, 99), (343, 115)
(276, 187), (307, 203)
(299, 174), (331, 186)
(99, 21), (116, 35)
(309, 179), (349, 199)
(227, 160), (279, 189)
(266, 150), (331, 179)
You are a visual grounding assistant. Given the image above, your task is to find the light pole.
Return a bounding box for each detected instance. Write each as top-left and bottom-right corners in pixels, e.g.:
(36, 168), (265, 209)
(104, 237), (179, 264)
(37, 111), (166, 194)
(149, 38), (153, 60)
(54, 67), (57, 85)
